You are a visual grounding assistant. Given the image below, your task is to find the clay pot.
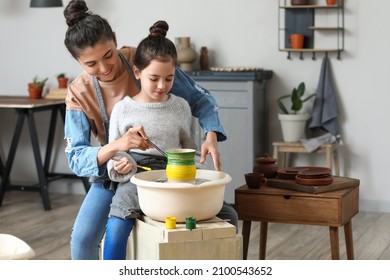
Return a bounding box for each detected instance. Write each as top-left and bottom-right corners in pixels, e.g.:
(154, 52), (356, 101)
(28, 83), (44, 99)
(326, 0), (337, 5)
(245, 172), (267, 189)
(57, 77), (68, 88)
(166, 148), (196, 181)
(253, 153), (278, 179)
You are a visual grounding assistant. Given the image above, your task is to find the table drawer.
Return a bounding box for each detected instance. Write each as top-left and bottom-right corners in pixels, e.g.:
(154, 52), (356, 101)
(235, 187), (359, 226)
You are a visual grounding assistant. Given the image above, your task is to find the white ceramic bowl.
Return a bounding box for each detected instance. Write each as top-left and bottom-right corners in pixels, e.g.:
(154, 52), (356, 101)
(130, 169), (231, 222)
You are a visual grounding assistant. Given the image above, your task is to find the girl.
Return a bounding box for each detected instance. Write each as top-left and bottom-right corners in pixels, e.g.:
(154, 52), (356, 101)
(104, 20), (202, 259)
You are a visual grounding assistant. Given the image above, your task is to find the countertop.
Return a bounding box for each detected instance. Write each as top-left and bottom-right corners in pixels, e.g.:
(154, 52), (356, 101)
(188, 70), (273, 81)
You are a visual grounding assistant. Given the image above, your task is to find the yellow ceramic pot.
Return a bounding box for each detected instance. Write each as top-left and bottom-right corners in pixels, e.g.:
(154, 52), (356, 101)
(166, 148), (196, 181)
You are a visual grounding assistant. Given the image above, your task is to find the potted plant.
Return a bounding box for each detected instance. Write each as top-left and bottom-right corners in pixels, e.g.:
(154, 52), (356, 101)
(28, 76), (48, 99)
(277, 82), (316, 142)
(57, 73), (69, 88)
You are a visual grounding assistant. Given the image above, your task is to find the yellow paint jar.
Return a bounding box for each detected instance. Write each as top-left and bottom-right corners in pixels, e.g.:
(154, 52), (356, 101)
(165, 216), (177, 229)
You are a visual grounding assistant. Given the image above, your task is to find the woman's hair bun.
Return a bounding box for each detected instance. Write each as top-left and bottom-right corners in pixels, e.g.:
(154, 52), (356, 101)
(149, 20), (169, 38)
(64, 0), (90, 27)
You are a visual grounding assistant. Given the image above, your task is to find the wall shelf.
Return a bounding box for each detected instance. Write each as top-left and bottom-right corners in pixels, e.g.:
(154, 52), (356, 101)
(308, 26), (343, 30)
(278, 0), (344, 60)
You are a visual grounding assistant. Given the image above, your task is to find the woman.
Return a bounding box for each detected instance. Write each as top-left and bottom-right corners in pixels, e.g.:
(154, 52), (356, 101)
(63, 0), (236, 260)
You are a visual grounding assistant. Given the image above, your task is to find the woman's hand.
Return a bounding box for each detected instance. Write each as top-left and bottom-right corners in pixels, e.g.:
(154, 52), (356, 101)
(200, 131), (221, 171)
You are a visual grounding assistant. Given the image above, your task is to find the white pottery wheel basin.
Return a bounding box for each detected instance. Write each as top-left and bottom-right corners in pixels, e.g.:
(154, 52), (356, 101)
(130, 169), (231, 222)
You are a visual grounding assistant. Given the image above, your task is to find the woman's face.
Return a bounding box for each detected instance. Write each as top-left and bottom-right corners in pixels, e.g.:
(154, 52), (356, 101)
(134, 59), (175, 103)
(77, 40), (122, 82)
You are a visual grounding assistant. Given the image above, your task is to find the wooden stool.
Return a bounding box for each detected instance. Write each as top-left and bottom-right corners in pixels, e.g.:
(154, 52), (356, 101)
(273, 141), (340, 176)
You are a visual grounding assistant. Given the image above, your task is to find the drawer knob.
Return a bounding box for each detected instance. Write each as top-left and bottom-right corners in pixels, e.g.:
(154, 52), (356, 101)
(283, 195), (291, 200)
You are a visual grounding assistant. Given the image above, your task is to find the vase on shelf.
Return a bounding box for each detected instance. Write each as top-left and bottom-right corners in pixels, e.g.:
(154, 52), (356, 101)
(291, 0), (310, 5)
(176, 37), (197, 72)
(199, 46), (209, 71)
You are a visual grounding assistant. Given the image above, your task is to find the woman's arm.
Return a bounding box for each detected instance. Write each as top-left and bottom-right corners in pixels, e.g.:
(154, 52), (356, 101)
(170, 67), (227, 142)
(64, 110), (149, 178)
(64, 110), (103, 177)
(170, 67), (226, 170)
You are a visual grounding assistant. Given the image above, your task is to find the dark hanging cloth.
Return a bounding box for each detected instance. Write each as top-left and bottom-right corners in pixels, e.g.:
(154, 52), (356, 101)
(309, 56), (340, 137)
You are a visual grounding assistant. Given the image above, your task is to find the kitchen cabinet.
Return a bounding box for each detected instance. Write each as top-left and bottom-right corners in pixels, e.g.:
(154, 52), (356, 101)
(189, 70), (273, 204)
(278, 0), (344, 60)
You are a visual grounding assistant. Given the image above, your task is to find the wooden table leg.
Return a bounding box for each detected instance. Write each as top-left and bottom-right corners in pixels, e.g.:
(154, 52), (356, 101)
(344, 220), (354, 260)
(329, 226), (340, 260)
(325, 147), (333, 173)
(259, 221), (268, 260)
(242, 220), (251, 260)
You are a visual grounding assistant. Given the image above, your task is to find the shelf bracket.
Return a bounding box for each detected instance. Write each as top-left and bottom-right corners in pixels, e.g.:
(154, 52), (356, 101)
(337, 50), (341, 60)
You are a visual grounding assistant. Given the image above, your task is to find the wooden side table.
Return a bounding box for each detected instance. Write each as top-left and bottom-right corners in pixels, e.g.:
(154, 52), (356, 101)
(235, 177), (359, 260)
(273, 141), (340, 176)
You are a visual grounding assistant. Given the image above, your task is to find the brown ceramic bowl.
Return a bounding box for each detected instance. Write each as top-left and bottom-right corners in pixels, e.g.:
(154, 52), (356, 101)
(277, 166), (331, 180)
(245, 172), (267, 189)
(295, 174), (333, 186)
(297, 169), (331, 179)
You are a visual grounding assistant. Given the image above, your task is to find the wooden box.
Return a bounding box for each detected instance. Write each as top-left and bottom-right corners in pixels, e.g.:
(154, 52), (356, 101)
(126, 216), (242, 260)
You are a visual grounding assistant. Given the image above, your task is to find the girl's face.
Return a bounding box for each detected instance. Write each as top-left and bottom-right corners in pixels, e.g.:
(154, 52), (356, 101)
(134, 59), (175, 103)
(77, 40), (122, 82)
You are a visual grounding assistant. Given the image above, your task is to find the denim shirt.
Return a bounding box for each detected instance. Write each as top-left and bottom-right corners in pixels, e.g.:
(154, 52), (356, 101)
(64, 66), (227, 178)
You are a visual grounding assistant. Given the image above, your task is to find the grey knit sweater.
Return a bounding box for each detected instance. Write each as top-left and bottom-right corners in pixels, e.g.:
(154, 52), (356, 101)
(107, 94), (197, 182)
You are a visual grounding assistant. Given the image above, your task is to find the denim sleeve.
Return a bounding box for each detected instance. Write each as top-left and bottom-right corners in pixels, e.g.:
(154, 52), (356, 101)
(171, 67), (227, 142)
(64, 109), (105, 178)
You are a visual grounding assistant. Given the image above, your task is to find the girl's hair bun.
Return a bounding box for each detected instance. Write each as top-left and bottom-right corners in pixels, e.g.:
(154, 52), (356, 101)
(149, 20), (169, 38)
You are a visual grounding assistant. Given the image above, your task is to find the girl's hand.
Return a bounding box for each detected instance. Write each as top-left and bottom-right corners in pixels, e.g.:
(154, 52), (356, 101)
(200, 131), (221, 171)
(113, 157), (133, 174)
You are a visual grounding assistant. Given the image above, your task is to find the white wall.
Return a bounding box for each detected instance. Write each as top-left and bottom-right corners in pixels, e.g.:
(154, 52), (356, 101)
(0, 0), (388, 212)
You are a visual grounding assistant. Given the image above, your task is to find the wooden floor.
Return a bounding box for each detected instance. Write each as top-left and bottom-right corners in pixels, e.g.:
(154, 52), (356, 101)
(1, 190), (390, 260)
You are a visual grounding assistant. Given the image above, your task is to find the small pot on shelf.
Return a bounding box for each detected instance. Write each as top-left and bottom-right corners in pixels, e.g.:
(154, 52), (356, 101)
(326, 0), (337, 6)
